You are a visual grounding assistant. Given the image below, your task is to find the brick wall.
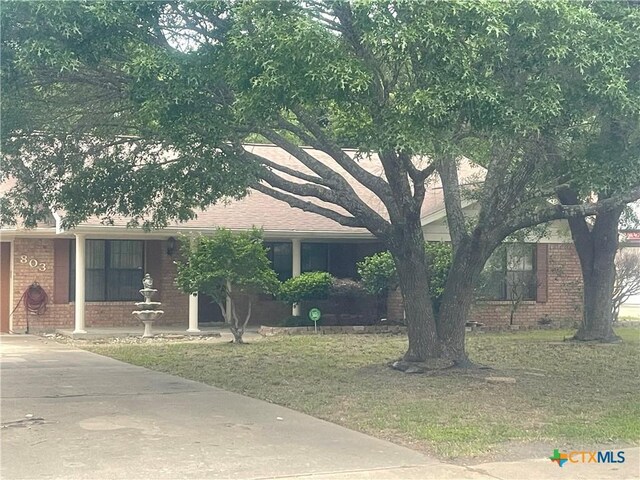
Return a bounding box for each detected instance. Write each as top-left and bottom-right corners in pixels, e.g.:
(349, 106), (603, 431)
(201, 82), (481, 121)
(11, 238), (583, 331)
(385, 243), (583, 328)
(12, 238), (72, 332)
(85, 303), (136, 327)
(10, 238), (191, 332)
(154, 240), (189, 325)
(471, 243), (583, 327)
(221, 292), (290, 325)
(386, 287), (405, 322)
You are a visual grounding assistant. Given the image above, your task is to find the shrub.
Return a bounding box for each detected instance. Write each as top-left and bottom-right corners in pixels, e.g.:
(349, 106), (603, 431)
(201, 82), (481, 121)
(329, 278), (369, 298)
(357, 251), (397, 295)
(424, 241), (453, 311)
(357, 242), (452, 311)
(279, 271), (332, 304)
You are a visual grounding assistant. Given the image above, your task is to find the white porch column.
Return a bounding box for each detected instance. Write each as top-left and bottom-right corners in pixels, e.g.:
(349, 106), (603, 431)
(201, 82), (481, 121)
(187, 292), (200, 333)
(186, 235), (201, 333)
(292, 238), (302, 316)
(73, 234), (86, 334)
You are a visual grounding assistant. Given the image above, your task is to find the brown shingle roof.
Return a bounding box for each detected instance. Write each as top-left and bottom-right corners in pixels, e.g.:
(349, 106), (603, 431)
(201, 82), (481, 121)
(172, 144), (483, 234)
(4, 144), (485, 235)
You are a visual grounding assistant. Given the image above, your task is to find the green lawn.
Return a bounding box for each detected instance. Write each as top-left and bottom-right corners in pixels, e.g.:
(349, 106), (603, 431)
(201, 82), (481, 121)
(82, 328), (640, 462)
(620, 304), (640, 320)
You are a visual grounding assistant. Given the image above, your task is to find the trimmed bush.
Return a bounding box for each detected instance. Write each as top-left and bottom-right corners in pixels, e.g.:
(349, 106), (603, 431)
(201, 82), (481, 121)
(329, 278), (369, 298)
(279, 271), (332, 304)
(357, 251), (397, 295)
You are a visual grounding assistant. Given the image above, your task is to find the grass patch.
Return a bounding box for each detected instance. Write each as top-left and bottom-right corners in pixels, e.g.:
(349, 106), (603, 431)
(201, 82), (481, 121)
(82, 328), (640, 461)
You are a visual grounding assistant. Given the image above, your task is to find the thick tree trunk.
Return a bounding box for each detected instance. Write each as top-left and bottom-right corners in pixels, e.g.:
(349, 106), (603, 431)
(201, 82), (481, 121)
(578, 272), (618, 341)
(389, 226), (440, 362)
(572, 209), (622, 342)
(558, 188), (623, 342)
(437, 234), (493, 366)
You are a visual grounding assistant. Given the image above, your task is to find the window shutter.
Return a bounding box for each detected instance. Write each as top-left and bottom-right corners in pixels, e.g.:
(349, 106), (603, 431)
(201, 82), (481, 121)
(53, 239), (71, 304)
(536, 244), (548, 303)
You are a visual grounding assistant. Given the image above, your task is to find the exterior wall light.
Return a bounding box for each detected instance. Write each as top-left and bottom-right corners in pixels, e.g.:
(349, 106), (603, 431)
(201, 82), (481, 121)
(167, 237), (177, 256)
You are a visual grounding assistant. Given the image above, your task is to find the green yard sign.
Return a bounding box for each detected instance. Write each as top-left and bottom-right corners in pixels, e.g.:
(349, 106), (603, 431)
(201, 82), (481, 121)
(309, 308), (321, 334)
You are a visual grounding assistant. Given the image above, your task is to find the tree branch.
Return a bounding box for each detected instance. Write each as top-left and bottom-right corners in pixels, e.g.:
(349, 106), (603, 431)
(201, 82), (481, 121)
(378, 150), (416, 221)
(418, 163), (437, 183)
(557, 185), (593, 246)
(251, 129), (390, 230)
(166, 2), (229, 43)
(305, 5), (343, 33)
(242, 300), (252, 330)
(332, 2), (387, 104)
(252, 183), (367, 229)
(503, 185), (640, 239)
(398, 151), (418, 182)
(275, 115), (320, 147)
(479, 144), (518, 212)
(256, 129), (352, 191)
(255, 163), (343, 206)
(437, 156), (468, 252)
(259, 157), (333, 188)
(398, 151), (434, 208)
(255, 163), (390, 235)
(290, 106), (395, 207)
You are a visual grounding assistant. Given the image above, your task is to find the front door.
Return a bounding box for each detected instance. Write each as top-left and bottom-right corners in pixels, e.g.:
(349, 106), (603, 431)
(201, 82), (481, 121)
(0, 242), (11, 333)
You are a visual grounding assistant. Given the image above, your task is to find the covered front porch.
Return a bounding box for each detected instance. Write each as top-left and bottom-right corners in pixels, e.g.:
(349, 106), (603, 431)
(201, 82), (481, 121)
(69, 232), (383, 334)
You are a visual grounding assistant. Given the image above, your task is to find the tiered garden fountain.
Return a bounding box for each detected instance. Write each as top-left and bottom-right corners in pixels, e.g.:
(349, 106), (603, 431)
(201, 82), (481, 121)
(132, 274), (164, 338)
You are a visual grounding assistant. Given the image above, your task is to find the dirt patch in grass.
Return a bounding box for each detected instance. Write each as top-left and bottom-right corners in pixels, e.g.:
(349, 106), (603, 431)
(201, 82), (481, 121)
(80, 328), (640, 464)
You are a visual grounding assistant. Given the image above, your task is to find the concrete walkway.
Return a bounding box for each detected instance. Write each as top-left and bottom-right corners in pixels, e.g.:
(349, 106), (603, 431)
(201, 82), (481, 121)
(1, 335), (638, 480)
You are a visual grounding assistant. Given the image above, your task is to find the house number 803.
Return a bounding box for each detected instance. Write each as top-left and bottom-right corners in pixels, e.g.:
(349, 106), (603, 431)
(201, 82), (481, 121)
(20, 255), (47, 271)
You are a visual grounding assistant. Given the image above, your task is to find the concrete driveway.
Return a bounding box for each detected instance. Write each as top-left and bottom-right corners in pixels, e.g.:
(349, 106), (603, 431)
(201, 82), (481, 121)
(1, 335), (637, 480)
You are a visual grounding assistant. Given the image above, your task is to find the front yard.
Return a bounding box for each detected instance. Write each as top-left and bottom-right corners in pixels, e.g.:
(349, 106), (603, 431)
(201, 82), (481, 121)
(82, 328), (640, 463)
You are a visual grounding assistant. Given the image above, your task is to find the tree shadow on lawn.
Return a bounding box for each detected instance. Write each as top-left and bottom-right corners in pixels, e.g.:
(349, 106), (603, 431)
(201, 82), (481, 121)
(346, 332), (639, 463)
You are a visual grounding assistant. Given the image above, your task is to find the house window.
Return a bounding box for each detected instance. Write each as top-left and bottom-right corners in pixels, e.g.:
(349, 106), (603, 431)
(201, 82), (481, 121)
(328, 243), (358, 278)
(302, 243), (328, 273)
(478, 244), (536, 301)
(70, 240), (144, 301)
(299, 242), (383, 278)
(264, 242), (292, 281)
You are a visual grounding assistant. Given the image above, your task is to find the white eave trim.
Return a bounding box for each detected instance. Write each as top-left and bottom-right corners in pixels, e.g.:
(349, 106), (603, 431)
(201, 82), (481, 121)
(55, 225), (377, 241)
(0, 227), (58, 239)
(420, 199), (477, 227)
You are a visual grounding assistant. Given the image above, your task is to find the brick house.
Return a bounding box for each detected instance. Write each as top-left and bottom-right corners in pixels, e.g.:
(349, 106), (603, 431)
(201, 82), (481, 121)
(0, 144), (583, 334)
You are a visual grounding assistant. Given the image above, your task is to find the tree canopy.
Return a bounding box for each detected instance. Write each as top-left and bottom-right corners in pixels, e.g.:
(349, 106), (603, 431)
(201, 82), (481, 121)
(3, 1), (638, 229)
(2, 0), (639, 364)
